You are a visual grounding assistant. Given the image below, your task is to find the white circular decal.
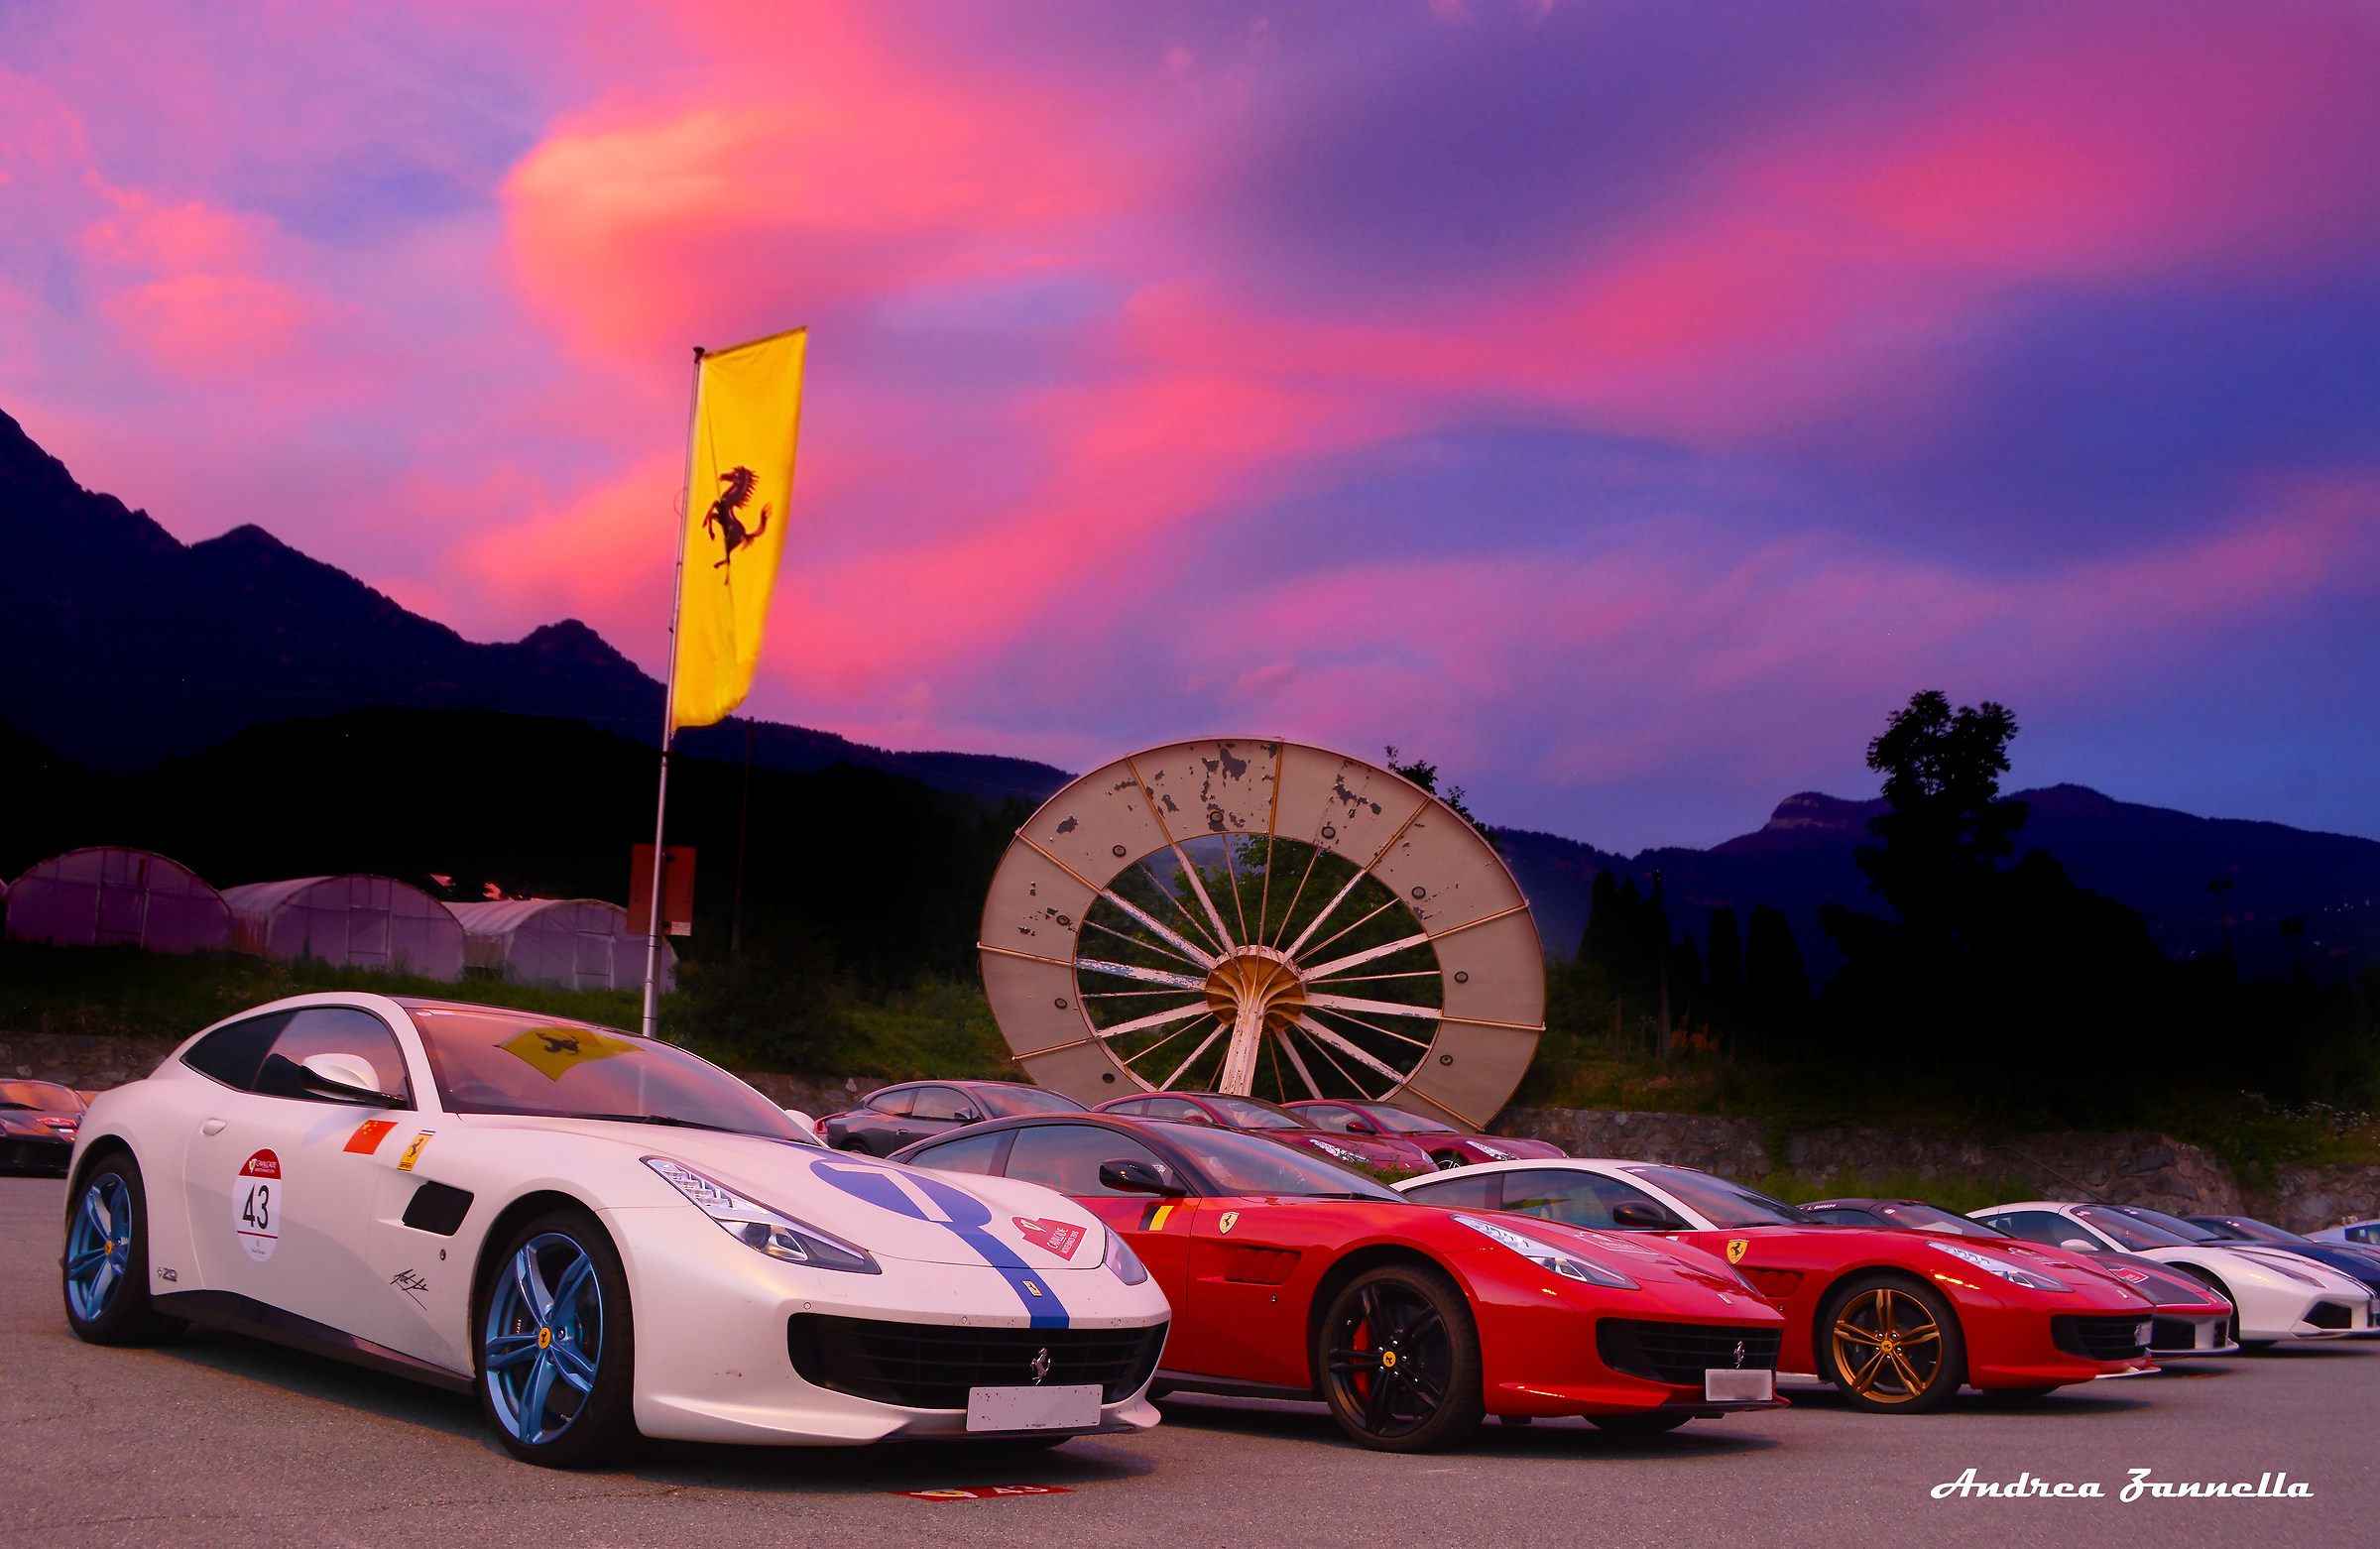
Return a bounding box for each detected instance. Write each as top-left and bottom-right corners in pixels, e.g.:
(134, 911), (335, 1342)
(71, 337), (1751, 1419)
(235, 1149), (283, 1262)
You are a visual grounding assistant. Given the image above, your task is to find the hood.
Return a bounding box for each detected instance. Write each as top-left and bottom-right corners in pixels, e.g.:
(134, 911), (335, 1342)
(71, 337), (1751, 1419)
(607, 1127), (1112, 1273)
(1282, 1129), (1429, 1168)
(2226, 1244), (2367, 1290)
(2001, 1246), (2227, 1309)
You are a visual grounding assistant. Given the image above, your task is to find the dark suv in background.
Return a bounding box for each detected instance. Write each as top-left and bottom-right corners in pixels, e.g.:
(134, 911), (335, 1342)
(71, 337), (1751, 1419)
(818, 1079), (1086, 1154)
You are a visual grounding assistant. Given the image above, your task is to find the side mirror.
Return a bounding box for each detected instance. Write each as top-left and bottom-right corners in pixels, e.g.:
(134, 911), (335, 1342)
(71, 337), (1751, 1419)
(782, 1108), (815, 1132)
(953, 1110), (981, 1125)
(2060, 1239), (2100, 1252)
(297, 1052), (401, 1108)
(1100, 1159), (1186, 1197)
(1344, 1119), (1377, 1134)
(1610, 1202), (1684, 1231)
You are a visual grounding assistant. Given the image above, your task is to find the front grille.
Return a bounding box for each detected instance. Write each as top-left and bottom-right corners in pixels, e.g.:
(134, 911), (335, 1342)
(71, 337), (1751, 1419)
(2052, 1314), (2149, 1361)
(786, 1314), (1166, 1410)
(2150, 1317), (2202, 1351)
(1596, 1320), (1782, 1386)
(2305, 1300), (2354, 1330)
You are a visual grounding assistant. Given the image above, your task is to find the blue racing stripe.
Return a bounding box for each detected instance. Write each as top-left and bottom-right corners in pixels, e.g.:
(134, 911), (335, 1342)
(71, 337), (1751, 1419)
(809, 1159), (1071, 1329)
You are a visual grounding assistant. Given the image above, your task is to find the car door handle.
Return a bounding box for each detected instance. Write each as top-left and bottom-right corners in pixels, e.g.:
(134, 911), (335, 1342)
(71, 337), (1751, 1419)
(201, 1120), (227, 1135)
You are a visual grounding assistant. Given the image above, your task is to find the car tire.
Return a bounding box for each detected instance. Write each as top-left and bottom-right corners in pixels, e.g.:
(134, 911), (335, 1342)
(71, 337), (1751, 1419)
(1431, 1152), (1466, 1171)
(1588, 1411), (1692, 1438)
(61, 1152), (184, 1346)
(1819, 1272), (1966, 1414)
(476, 1207), (641, 1468)
(1317, 1262), (1486, 1453)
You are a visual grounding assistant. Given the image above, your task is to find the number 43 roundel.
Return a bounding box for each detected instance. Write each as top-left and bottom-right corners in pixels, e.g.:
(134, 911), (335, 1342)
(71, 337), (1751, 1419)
(235, 1149), (284, 1263)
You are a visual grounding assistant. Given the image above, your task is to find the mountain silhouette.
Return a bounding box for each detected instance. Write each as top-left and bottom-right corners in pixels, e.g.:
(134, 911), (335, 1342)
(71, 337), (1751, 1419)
(0, 407), (1068, 802)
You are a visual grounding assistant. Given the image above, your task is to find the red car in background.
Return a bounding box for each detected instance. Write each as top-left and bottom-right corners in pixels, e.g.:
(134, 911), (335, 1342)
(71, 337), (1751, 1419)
(1094, 1090), (1436, 1178)
(1804, 1197), (2239, 1359)
(1287, 1099), (1566, 1171)
(892, 1113), (1787, 1452)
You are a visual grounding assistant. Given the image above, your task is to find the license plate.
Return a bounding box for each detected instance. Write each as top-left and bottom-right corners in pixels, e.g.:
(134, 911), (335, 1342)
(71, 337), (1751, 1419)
(1704, 1369), (1773, 1402)
(966, 1383), (1102, 1432)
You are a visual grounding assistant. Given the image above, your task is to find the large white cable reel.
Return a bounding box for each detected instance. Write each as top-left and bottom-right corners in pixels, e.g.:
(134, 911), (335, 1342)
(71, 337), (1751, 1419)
(977, 739), (1544, 1132)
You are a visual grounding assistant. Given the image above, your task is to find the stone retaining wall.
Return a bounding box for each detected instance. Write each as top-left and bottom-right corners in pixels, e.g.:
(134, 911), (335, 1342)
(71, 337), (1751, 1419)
(15, 1035), (2373, 1233)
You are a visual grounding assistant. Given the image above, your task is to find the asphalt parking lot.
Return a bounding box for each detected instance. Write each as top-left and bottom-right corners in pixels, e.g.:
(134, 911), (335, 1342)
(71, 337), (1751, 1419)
(3, 1177), (2372, 1548)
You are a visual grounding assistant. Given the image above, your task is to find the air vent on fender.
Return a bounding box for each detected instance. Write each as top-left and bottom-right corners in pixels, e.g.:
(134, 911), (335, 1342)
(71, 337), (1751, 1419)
(1741, 1267), (1804, 1301)
(1224, 1248), (1301, 1284)
(401, 1180), (474, 1237)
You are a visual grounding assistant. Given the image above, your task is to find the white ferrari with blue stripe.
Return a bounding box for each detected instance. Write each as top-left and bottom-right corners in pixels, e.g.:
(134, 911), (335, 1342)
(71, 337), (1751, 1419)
(60, 993), (1170, 1466)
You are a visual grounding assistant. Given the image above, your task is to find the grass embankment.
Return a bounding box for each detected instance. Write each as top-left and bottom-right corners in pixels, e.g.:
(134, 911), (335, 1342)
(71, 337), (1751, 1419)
(0, 941), (1017, 1084)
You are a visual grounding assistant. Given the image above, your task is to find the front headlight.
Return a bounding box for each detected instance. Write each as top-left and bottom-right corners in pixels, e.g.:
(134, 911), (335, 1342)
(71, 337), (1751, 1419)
(1470, 1143), (1516, 1161)
(644, 1156), (880, 1274)
(1930, 1240), (2070, 1292)
(1454, 1213), (1638, 1288)
(1104, 1227), (1149, 1285)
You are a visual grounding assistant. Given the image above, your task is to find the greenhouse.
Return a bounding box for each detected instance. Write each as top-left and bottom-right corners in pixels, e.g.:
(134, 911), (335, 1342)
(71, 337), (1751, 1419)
(448, 898), (676, 992)
(222, 875), (465, 980)
(4, 847), (234, 953)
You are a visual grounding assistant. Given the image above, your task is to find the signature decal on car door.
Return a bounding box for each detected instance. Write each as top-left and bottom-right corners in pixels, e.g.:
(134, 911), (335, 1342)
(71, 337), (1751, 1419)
(808, 1159), (1073, 1329)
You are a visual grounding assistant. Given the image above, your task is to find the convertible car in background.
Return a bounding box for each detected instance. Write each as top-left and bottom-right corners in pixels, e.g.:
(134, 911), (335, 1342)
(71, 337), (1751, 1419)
(1284, 1099), (1567, 1171)
(1091, 1090), (1437, 1178)
(817, 1079), (1087, 1155)
(894, 1112), (1788, 1452)
(2, 1079), (85, 1174)
(1803, 1196), (2237, 1358)
(63, 995), (1171, 1466)
(1397, 1160), (2161, 1411)
(1972, 1201), (2378, 1348)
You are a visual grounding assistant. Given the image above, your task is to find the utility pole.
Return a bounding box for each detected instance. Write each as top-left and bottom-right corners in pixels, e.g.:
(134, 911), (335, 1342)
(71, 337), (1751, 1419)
(1651, 869), (1671, 1061)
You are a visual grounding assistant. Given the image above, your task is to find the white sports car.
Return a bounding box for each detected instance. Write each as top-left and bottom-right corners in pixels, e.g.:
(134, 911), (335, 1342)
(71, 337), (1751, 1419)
(1971, 1201), (2377, 1349)
(62, 993), (1171, 1465)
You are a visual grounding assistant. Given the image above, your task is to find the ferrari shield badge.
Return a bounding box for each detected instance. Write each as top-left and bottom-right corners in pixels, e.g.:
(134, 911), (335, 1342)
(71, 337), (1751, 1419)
(1219, 1211), (1241, 1235)
(499, 1024), (641, 1082)
(1726, 1239), (1750, 1264)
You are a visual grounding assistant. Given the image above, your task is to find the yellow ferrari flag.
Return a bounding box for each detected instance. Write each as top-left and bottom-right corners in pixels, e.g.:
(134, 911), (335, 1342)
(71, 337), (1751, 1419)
(669, 326), (805, 731)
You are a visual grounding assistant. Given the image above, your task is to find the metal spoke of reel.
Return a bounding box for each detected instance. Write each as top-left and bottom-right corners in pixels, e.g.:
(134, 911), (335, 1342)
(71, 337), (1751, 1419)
(979, 740), (1545, 1126)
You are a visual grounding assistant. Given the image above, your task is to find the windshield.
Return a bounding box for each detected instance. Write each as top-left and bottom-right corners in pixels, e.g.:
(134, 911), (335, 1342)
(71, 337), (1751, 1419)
(401, 1002), (803, 1138)
(2108, 1205), (2221, 1243)
(1159, 1125), (1404, 1200)
(1875, 1201), (2004, 1237)
(1203, 1095), (1305, 1131)
(2202, 1216), (2307, 1245)
(981, 1086), (1087, 1118)
(0, 1081), (83, 1112)
(1623, 1164), (1814, 1228)
(1353, 1104), (1457, 1135)
(2074, 1205), (2196, 1251)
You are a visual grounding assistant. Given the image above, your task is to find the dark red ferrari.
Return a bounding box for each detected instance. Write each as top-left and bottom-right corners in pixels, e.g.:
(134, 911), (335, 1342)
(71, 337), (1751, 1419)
(892, 1112), (1787, 1452)
(1285, 1099), (1566, 1171)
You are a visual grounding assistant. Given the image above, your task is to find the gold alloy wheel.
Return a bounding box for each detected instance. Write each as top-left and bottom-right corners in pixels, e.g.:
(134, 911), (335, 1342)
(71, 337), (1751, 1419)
(1830, 1286), (1945, 1403)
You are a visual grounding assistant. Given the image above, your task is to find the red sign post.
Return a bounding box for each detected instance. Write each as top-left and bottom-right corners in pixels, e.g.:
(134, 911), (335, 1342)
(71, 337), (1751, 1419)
(629, 844), (697, 937)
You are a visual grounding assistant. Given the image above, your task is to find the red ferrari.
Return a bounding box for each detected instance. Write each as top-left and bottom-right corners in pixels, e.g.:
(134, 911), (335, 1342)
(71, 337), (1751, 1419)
(1285, 1098), (1567, 1171)
(1399, 1160), (2161, 1411)
(892, 1113), (1786, 1451)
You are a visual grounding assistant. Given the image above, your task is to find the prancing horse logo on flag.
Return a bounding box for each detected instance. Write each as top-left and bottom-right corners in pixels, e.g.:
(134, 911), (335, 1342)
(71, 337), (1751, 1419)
(704, 467), (771, 570)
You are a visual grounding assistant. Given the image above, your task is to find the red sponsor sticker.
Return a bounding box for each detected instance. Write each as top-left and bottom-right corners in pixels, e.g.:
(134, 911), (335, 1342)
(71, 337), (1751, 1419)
(239, 1149), (282, 1179)
(344, 1120), (399, 1155)
(1012, 1217), (1086, 1260)
(893, 1487), (1075, 1501)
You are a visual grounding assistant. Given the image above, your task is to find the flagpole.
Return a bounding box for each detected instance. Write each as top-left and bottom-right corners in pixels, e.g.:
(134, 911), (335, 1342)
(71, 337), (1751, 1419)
(642, 344), (705, 1041)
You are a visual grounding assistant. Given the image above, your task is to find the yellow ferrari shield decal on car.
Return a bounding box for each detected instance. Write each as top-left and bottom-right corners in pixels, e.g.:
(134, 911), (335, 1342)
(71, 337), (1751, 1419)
(1219, 1211), (1240, 1235)
(1726, 1239), (1750, 1264)
(498, 1025), (641, 1082)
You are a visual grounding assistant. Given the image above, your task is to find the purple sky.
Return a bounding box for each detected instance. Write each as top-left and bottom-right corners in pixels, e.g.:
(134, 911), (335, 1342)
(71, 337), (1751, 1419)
(4, 1), (2376, 850)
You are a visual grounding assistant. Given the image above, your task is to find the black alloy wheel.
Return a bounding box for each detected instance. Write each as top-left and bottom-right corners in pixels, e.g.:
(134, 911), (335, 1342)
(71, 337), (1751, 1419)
(1318, 1263), (1485, 1452)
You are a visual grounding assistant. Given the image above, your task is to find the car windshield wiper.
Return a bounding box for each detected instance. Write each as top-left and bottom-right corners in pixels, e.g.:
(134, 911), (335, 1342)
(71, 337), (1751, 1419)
(576, 1113), (742, 1133)
(1302, 1190), (1395, 1201)
(0, 1102), (33, 1111)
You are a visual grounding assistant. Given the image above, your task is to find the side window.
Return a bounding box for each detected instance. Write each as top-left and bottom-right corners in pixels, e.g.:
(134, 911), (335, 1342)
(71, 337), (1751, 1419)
(867, 1087), (916, 1118)
(253, 1008), (415, 1105)
(1144, 1097), (1209, 1123)
(1103, 1098), (1150, 1116)
(181, 1013), (295, 1091)
(1302, 1104), (1362, 1132)
(1401, 1172), (1500, 1210)
(1806, 1208), (1882, 1228)
(1500, 1169), (1669, 1229)
(908, 1129), (1013, 1175)
(2350, 1225), (2380, 1246)
(909, 1086), (975, 1123)
(1005, 1125), (1168, 1196)
(1988, 1211), (2077, 1248)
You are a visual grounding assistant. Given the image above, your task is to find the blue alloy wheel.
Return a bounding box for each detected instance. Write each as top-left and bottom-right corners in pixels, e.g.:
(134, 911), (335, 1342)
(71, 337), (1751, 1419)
(64, 1172), (133, 1322)
(483, 1232), (605, 1446)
